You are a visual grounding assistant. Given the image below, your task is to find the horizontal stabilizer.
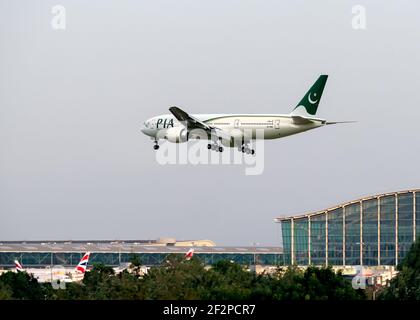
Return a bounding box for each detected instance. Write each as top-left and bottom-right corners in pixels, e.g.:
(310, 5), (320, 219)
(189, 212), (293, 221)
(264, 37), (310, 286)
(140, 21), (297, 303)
(326, 121), (357, 125)
(291, 116), (314, 125)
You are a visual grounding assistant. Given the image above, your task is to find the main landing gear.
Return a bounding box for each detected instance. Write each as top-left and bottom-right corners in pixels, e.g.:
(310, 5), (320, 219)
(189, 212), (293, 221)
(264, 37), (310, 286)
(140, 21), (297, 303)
(238, 144), (255, 155)
(207, 137), (224, 152)
(207, 142), (224, 152)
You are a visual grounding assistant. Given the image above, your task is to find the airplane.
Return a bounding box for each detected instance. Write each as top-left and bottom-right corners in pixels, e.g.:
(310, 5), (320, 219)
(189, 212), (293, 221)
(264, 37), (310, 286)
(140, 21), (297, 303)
(113, 262), (149, 275)
(141, 75), (354, 154)
(14, 260), (24, 272)
(75, 252), (90, 274)
(12, 252), (91, 283)
(70, 252), (91, 282)
(185, 248), (194, 261)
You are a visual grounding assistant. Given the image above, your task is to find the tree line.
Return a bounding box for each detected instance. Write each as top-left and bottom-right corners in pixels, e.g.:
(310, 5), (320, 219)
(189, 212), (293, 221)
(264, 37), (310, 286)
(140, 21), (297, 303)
(0, 255), (364, 300)
(1, 239), (419, 300)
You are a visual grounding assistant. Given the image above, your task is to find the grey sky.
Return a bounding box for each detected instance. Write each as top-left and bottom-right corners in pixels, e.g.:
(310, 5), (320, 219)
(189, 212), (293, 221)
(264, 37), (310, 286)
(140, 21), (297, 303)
(1, 1), (419, 245)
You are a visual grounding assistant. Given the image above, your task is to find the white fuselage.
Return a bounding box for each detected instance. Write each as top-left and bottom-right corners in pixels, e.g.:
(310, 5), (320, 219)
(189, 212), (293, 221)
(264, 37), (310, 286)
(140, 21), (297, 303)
(141, 114), (326, 146)
(15, 267), (85, 283)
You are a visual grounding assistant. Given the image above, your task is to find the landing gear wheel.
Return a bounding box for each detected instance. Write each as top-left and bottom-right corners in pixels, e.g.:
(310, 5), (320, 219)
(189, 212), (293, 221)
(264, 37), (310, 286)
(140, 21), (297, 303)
(241, 146), (245, 153)
(208, 141), (223, 153)
(251, 149), (255, 155)
(153, 140), (159, 150)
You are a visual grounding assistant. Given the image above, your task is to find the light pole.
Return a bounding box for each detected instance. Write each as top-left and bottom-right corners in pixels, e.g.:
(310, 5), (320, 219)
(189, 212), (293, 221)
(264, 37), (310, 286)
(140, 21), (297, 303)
(252, 242), (259, 268)
(50, 251), (53, 283)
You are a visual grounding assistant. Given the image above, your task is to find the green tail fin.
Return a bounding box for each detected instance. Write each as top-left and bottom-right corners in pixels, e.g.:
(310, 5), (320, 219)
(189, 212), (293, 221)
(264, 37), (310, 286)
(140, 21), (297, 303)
(291, 75), (328, 116)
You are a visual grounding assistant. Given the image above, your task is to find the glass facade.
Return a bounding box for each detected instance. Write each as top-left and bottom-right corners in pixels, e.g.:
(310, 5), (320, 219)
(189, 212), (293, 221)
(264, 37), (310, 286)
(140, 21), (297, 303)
(278, 190), (419, 266)
(294, 218), (309, 265)
(310, 214), (326, 265)
(398, 193), (414, 261)
(362, 199), (378, 266)
(380, 195), (396, 265)
(328, 208), (343, 265)
(416, 192), (420, 240)
(281, 220), (292, 265)
(0, 252), (284, 268)
(345, 203), (361, 265)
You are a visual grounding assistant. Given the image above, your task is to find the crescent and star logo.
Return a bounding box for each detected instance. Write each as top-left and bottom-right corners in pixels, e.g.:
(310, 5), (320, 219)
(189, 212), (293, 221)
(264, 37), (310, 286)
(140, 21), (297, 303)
(308, 92), (318, 104)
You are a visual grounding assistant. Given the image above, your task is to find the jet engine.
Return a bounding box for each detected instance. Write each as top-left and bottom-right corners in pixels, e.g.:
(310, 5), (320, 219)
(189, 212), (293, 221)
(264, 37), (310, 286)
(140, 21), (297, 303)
(164, 127), (188, 143)
(220, 129), (244, 147)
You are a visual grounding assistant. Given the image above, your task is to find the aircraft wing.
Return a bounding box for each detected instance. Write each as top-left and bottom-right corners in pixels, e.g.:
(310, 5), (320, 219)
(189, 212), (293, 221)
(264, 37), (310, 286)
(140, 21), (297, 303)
(169, 106), (233, 139)
(169, 106), (213, 131)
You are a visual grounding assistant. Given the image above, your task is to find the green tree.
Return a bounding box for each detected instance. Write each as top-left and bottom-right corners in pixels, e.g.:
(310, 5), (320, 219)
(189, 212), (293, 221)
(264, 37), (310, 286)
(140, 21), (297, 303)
(129, 254), (142, 267)
(142, 254), (207, 299)
(107, 271), (145, 299)
(0, 281), (13, 300)
(0, 271), (44, 300)
(46, 281), (87, 300)
(82, 263), (116, 299)
(202, 260), (254, 300)
(128, 254), (144, 276)
(0, 257), (367, 300)
(269, 266), (364, 300)
(271, 266), (306, 300)
(300, 266), (365, 300)
(379, 239), (420, 300)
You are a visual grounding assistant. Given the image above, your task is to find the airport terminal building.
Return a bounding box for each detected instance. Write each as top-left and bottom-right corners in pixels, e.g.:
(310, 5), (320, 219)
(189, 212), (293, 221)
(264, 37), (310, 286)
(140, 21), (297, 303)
(0, 238), (283, 269)
(275, 189), (420, 266)
(1, 189), (419, 270)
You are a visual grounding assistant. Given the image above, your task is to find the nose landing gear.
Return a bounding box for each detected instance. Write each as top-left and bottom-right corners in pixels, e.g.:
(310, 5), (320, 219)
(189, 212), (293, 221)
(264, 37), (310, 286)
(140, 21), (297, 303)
(153, 140), (159, 150)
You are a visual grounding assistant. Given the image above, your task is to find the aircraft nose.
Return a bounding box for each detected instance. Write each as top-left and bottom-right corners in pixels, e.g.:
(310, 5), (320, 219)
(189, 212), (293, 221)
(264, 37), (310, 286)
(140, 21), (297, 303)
(141, 125), (153, 137)
(141, 128), (150, 136)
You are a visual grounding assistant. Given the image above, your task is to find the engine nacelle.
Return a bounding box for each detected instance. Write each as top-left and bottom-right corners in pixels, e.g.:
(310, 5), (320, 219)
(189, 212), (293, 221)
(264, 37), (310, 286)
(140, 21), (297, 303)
(220, 129), (244, 147)
(164, 127), (188, 143)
